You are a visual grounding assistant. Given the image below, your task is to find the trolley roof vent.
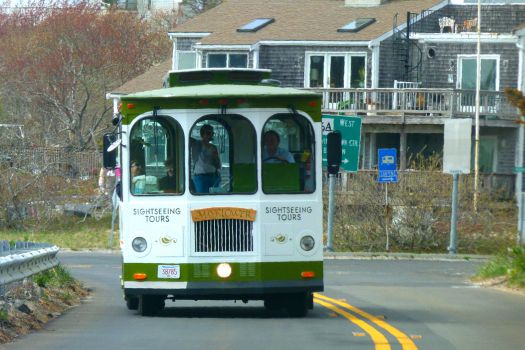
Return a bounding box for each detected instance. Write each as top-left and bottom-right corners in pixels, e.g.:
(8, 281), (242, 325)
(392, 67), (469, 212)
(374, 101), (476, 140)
(166, 69), (272, 87)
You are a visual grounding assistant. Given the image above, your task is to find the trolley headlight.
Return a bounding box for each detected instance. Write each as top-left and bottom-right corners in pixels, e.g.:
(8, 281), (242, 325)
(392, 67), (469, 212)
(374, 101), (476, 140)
(300, 235), (315, 251)
(132, 237), (147, 252)
(216, 263), (232, 279)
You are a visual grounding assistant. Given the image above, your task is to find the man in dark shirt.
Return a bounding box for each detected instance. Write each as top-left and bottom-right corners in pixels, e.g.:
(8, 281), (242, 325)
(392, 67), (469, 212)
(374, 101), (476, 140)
(159, 158), (178, 193)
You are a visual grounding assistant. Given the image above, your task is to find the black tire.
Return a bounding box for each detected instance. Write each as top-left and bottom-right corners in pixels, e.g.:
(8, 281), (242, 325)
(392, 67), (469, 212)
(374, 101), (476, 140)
(138, 295), (165, 317)
(264, 297), (282, 311)
(286, 293), (309, 318)
(125, 295), (139, 310)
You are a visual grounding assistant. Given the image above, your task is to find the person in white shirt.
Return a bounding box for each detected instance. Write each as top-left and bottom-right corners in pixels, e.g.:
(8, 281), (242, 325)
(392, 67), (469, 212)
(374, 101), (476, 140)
(192, 124), (221, 193)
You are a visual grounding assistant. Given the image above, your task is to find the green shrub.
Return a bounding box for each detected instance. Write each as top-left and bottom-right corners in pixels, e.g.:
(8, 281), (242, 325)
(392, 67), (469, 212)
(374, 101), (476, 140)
(32, 265), (74, 288)
(477, 255), (510, 279)
(477, 245), (525, 287)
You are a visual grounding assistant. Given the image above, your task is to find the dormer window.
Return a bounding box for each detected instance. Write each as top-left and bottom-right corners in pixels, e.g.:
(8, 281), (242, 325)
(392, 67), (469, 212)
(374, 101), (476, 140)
(237, 18), (275, 32)
(338, 18), (376, 32)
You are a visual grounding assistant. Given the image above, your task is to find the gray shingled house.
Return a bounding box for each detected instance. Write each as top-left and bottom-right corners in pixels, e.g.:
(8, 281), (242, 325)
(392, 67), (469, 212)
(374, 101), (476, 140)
(111, 0), (525, 193)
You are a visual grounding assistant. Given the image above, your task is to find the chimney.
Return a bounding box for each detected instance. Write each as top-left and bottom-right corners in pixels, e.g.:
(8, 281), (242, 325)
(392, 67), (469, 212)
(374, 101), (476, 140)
(344, 0), (388, 7)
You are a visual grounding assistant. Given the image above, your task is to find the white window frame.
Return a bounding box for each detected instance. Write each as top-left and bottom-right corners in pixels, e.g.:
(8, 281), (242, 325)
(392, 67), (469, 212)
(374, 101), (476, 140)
(304, 52), (367, 88)
(206, 52), (249, 68)
(456, 54), (500, 91)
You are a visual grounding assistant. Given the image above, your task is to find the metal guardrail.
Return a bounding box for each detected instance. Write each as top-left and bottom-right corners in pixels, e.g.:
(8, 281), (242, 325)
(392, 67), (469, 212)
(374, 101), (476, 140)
(0, 240), (55, 257)
(0, 241), (60, 290)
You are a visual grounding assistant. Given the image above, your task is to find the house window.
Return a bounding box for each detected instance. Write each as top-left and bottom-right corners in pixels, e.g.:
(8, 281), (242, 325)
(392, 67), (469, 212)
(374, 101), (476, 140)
(177, 51), (197, 70)
(305, 53), (366, 88)
(458, 55), (499, 91)
(207, 53), (248, 68)
(457, 55), (499, 111)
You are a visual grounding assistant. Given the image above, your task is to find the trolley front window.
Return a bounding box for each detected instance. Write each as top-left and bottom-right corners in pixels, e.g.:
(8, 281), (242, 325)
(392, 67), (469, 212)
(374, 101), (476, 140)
(129, 116), (184, 195)
(190, 115), (257, 195)
(262, 113), (315, 194)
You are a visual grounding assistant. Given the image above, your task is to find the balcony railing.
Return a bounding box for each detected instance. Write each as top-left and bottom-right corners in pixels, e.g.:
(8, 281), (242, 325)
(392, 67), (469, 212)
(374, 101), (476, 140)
(307, 88), (519, 121)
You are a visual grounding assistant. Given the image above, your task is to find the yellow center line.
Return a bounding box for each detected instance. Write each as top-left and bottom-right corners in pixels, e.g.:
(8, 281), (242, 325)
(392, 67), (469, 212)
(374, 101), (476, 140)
(315, 293), (418, 350)
(314, 298), (391, 350)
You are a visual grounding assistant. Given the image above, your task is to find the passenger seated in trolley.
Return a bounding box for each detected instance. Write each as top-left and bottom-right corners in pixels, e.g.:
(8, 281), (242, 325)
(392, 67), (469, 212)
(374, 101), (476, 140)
(191, 124), (221, 193)
(130, 160), (158, 194)
(159, 157), (177, 193)
(262, 130), (294, 163)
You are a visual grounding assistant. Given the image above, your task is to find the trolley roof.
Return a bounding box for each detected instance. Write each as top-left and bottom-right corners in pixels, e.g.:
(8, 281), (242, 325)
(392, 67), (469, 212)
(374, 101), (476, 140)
(119, 69), (322, 122)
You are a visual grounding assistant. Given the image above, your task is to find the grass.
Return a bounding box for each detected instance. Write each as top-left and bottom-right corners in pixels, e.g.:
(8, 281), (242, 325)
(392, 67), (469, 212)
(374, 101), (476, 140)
(476, 245), (525, 287)
(33, 264), (75, 288)
(0, 215), (119, 250)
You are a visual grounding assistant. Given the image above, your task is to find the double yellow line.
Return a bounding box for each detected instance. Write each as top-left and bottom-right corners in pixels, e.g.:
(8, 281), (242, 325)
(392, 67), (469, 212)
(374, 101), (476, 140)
(314, 293), (418, 350)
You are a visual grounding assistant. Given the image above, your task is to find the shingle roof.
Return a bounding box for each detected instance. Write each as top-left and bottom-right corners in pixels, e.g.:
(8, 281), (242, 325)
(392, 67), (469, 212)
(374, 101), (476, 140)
(111, 0), (445, 96)
(172, 0), (443, 45)
(111, 59), (172, 95)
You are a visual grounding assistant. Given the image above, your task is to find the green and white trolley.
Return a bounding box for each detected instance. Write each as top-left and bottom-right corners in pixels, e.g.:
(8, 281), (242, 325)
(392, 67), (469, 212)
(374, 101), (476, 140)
(108, 69), (324, 316)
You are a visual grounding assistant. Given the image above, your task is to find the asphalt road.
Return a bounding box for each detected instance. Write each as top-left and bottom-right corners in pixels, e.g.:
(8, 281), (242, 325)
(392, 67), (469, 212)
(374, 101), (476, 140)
(4, 252), (525, 350)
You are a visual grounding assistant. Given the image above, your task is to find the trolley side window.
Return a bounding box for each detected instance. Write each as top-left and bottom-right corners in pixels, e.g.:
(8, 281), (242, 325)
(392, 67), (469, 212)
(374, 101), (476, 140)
(262, 113), (315, 194)
(129, 116), (184, 195)
(190, 115), (256, 195)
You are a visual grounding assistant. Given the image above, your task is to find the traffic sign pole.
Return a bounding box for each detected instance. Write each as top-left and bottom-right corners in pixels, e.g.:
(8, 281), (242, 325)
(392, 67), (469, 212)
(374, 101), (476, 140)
(448, 173), (459, 254)
(326, 175), (336, 251)
(377, 148), (397, 251)
(385, 183), (389, 251)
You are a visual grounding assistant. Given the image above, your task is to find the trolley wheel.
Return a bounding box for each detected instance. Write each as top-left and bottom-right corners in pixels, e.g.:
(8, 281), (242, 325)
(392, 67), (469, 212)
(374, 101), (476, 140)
(138, 295), (165, 317)
(264, 297), (283, 311)
(286, 292), (309, 318)
(125, 295), (139, 310)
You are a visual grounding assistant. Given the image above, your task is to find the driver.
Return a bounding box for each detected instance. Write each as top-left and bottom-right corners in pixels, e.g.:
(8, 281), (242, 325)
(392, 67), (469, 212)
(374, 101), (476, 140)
(262, 130), (294, 163)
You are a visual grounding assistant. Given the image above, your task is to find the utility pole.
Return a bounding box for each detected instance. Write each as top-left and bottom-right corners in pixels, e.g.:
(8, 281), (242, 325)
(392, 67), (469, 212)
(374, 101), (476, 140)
(473, 0), (481, 212)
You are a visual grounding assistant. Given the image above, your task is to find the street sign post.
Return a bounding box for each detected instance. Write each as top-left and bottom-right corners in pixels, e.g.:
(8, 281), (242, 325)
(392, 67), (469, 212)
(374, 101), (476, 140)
(377, 148), (397, 251)
(443, 119), (472, 254)
(322, 116), (361, 172)
(443, 119), (472, 174)
(378, 148), (398, 183)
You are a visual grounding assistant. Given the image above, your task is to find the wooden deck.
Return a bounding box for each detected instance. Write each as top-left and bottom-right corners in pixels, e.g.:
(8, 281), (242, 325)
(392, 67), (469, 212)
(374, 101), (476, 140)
(308, 88), (520, 127)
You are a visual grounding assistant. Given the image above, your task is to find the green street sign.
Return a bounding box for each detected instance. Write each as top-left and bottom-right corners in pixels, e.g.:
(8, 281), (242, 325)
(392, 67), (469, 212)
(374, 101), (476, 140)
(322, 115), (362, 172)
(515, 166), (525, 173)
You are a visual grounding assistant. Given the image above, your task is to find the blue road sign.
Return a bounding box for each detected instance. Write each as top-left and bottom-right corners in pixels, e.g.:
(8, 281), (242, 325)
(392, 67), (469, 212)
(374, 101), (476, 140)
(378, 148), (398, 183)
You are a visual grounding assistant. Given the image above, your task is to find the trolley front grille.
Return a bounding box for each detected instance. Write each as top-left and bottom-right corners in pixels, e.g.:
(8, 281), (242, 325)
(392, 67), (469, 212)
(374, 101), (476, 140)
(194, 219), (253, 253)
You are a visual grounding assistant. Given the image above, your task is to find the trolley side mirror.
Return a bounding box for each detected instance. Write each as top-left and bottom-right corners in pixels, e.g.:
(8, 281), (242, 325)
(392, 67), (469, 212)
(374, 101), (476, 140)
(327, 131), (342, 175)
(103, 133), (119, 168)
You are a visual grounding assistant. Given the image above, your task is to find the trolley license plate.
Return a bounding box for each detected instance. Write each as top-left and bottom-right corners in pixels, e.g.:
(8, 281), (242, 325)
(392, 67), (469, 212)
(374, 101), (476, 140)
(158, 265), (180, 279)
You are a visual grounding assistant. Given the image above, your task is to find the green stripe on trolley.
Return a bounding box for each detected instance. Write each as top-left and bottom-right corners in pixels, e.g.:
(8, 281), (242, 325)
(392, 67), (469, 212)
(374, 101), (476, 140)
(122, 261), (323, 282)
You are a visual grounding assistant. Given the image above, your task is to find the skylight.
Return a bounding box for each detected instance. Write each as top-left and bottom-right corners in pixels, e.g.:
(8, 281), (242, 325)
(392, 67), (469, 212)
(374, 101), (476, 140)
(237, 18), (275, 32)
(338, 18), (376, 32)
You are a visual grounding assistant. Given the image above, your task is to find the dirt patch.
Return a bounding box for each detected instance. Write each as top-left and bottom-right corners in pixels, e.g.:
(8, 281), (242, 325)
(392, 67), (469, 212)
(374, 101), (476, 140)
(473, 277), (525, 296)
(0, 279), (89, 344)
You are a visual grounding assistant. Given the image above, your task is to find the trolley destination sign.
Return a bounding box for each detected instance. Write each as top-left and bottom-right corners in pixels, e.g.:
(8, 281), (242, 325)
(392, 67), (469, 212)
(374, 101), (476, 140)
(322, 115), (362, 172)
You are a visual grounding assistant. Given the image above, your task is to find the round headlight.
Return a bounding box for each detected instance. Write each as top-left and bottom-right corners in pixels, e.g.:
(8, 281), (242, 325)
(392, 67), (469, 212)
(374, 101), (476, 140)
(216, 263), (232, 279)
(300, 235), (315, 251)
(132, 237), (147, 252)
